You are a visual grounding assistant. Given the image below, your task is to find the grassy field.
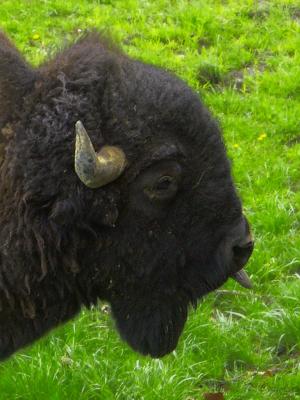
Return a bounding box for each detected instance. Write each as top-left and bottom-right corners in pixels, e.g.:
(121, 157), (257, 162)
(1, 0), (300, 398)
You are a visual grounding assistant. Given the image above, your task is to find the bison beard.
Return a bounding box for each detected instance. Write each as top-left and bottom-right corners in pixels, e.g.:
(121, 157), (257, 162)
(0, 31), (253, 360)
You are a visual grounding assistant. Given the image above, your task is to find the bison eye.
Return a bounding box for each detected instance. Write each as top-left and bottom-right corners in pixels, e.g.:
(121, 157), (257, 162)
(144, 175), (179, 201)
(154, 175), (177, 193)
(130, 160), (182, 213)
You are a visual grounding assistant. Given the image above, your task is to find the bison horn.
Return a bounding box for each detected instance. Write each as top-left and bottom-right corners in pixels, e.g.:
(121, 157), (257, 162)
(74, 121), (127, 188)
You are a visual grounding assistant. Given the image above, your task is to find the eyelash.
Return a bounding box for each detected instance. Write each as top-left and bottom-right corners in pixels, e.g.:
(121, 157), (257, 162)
(153, 176), (174, 191)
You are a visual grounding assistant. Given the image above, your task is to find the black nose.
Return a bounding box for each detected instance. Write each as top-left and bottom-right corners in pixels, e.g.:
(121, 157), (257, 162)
(228, 217), (254, 273)
(232, 237), (254, 271)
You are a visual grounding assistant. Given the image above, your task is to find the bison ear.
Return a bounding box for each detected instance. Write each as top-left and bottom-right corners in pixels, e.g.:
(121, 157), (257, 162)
(0, 31), (36, 126)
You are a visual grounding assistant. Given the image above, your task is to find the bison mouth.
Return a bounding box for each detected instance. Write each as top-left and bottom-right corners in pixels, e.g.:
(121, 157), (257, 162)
(110, 262), (253, 358)
(110, 223), (254, 358)
(110, 264), (253, 358)
(230, 239), (254, 288)
(110, 296), (189, 358)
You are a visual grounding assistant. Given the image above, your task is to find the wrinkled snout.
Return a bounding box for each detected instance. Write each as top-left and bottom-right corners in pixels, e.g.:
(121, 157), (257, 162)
(224, 216), (254, 288)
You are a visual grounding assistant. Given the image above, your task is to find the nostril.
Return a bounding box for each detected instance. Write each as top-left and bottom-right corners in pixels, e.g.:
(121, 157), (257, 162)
(232, 240), (254, 265)
(227, 217), (253, 273)
(234, 240), (254, 252)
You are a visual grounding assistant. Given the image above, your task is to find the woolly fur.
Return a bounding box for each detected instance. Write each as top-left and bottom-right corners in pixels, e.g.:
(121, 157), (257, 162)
(0, 32), (248, 359)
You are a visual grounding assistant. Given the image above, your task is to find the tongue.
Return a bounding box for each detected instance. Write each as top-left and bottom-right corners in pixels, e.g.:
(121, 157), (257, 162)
(231, 269), (253, 289)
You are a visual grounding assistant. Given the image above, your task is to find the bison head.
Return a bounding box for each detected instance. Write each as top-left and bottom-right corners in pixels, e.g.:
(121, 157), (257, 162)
(0, 32), (253, 359)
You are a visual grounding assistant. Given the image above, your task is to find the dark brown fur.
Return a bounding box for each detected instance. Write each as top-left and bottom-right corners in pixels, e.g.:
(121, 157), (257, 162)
(0, 32), (252, 359)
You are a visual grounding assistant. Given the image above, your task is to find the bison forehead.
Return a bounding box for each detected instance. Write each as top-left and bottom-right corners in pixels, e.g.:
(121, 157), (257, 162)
(104, 60), (218, 146)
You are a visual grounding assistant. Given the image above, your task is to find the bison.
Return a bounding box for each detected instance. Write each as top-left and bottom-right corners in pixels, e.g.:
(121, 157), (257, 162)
(0, 31), (253, 360)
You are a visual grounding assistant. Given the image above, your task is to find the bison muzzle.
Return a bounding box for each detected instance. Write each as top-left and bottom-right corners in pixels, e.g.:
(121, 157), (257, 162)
(0, 31), (253, 359)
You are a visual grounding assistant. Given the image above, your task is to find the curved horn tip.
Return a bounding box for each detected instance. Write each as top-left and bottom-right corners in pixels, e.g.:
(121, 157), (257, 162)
(75, 120), (83, 129)
(74, 121), (127, 189)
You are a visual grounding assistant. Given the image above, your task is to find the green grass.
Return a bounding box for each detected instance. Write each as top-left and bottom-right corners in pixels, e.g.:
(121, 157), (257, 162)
(1, 0), (300, 398)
